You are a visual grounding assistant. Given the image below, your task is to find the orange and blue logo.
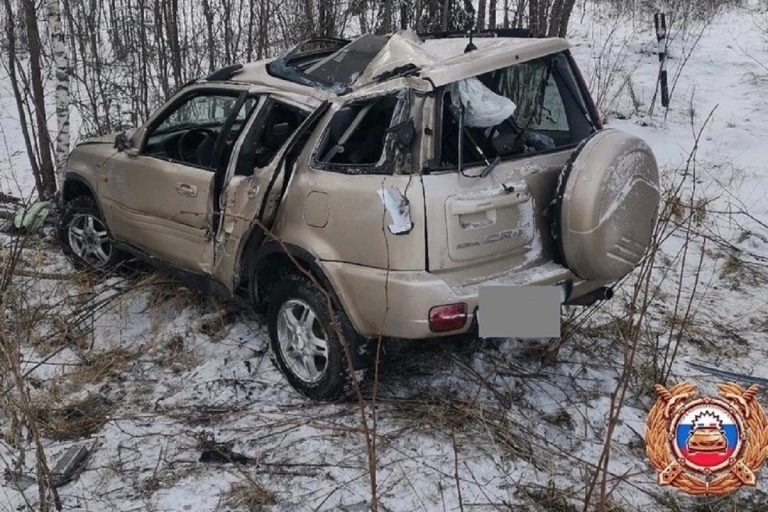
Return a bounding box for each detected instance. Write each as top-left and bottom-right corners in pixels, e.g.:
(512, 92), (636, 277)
(646, 382), (768, 496)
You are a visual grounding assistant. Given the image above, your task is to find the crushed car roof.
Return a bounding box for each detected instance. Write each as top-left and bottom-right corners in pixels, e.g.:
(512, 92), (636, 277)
(221, 31), (569, 96)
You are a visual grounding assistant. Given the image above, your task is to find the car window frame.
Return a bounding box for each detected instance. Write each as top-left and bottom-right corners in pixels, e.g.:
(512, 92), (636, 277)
(138, 86), (252, 172)
(430, 51), (597, 173)
(309, 89), (409, 175)
(233, 97), (311, 177)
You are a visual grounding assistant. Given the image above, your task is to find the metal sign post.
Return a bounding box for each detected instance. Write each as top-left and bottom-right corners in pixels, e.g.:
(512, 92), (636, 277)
(655, 13), (669, 108)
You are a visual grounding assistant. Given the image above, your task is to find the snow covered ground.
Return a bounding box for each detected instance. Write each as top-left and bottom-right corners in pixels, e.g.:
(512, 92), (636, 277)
(1, 2), (768, 511)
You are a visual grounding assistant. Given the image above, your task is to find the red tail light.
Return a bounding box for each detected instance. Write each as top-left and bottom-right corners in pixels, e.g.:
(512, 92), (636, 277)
(428, 303), (467, 333)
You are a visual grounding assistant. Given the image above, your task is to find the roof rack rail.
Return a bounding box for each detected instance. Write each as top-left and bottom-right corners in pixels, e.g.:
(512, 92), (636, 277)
(206, 63), (244, 81)
(418, 28), (532, 39)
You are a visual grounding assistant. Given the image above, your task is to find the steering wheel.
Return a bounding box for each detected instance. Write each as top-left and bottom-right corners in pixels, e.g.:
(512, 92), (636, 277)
(177, 127), (217, 166)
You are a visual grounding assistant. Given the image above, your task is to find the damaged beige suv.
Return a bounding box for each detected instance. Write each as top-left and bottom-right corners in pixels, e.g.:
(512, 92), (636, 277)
(58, 31), (660, 399)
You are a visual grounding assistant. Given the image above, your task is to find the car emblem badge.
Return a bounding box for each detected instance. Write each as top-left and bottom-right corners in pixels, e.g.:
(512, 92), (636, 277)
(645, 382), (768, 496)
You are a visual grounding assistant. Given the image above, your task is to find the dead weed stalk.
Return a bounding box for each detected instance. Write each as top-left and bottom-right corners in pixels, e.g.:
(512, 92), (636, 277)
(0, 228), (62, 510)
(582, 106), (717, 511)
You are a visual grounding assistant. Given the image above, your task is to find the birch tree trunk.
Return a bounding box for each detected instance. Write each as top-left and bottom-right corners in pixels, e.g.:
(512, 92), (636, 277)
(48, 0), (70, 187)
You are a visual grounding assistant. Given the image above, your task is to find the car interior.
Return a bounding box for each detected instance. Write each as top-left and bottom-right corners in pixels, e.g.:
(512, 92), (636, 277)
(438, 54), (594, 169)
(142, 94), (257, 170)
(234, 101), (308, 176)
(316, 95), (398, 166)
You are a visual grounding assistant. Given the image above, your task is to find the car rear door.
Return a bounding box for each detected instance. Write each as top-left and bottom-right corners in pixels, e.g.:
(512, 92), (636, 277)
(210, 96), (320, 284)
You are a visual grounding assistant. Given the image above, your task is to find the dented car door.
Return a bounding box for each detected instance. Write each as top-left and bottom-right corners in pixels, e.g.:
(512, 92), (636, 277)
(211, 96), (317, 285)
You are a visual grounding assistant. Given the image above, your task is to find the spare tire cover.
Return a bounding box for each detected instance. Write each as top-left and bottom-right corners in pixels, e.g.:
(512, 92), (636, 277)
(556, 129), (660, 281)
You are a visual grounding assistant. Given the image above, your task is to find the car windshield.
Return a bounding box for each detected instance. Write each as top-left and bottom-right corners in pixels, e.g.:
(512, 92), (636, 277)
(437, 52), (596, 171)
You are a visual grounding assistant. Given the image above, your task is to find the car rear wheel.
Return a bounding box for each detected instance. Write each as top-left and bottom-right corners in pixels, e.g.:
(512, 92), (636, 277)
(266, 274), (362, 400)
(57, 196), (124, 270)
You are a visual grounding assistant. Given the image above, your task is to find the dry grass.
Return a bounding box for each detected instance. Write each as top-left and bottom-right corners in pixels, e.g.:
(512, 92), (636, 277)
(386, 396), (534, 461)
(198, 306), (238, 341)
(224, 479), (276, 512)
(35, 394), (112, 441)
(719, 254), (768, 290)
(66, 347), (138, 386)
(523, 482), (579, 512)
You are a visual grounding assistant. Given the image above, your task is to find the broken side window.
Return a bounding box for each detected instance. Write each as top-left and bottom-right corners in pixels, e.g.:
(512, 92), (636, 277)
(313, 93), (403, 174)
(235, 101), (308, 176)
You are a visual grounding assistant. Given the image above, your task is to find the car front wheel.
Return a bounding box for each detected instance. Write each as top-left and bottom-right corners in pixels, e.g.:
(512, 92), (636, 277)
(57, 196), (123, 270)
(266, 274), (362, 400)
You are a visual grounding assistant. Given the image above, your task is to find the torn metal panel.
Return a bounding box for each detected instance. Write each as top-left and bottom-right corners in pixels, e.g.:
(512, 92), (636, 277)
(355, 31), (435, 86)
(305, 34), (390, 86)
(267, 35), (389, 94)
(420, 37), (569, 86)
(378, 186), (413, 235)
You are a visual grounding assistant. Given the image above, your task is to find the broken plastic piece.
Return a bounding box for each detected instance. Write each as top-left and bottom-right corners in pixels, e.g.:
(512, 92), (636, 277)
(377, 187), (413, 235)
(449, 77), (517, 128)
(14, 200), (51, 232)
(52, 444), (89, 487)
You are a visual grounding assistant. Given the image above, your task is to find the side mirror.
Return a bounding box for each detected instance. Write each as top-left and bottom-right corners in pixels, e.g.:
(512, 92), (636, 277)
(114, 131), (131, 152)
(387, 118), (416, 149)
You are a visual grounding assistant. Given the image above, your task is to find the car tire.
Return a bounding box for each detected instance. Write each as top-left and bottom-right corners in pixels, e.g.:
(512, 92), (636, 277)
(266, 274), (363, 401)
(57, 196), (124, 271)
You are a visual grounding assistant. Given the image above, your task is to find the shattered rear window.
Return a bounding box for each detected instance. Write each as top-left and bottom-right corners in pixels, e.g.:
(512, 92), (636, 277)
(437, 52), (596, 169)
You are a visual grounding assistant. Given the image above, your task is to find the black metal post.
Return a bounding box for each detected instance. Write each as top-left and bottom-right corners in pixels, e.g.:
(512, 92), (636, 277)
(655, 13), (669, 108)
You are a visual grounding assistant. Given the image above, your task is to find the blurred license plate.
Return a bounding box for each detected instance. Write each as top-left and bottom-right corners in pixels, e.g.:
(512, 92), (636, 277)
(478, 285), (561, 338)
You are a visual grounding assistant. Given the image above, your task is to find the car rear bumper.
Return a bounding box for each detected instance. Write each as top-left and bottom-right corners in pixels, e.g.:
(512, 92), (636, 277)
(320, 259), (610, 339)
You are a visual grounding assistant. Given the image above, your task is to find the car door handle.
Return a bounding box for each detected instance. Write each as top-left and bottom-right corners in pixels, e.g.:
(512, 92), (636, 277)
(175, 182), (198, 197)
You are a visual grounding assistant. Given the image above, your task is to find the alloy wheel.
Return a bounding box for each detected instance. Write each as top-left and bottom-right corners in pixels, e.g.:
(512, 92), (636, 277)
(276, 299), (329, 383)
(68, 213), (113, 268)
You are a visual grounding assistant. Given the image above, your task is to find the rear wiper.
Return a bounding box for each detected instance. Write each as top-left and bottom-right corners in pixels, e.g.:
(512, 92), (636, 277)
(479, 156), (501, 178)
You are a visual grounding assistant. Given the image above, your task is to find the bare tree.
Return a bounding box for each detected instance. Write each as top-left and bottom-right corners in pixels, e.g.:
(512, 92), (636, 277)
(529, 0), (576, 37)
(2, 0), (58, 199)
(476, 0), (486, 30)
(48, 0), (71, 186)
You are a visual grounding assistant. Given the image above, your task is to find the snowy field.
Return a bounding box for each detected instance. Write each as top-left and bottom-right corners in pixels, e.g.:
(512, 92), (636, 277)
(1, 2), (768, 511)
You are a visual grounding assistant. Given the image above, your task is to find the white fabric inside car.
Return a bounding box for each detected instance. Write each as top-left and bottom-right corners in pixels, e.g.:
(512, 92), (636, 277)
(449, 77), (517, 128)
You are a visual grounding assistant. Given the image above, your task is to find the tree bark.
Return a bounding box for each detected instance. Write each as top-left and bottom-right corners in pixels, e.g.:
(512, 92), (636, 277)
(441, 0), (450, 31)
(47, 0), (70, 187)
(553, 0), (575, 37)
(476, 0), (486, 30)
(378, 0), (393, 34)
(2, 0), (46, 198)
(488, 0), (496, 28)
(201, 0), (216, 72)
(21, 0), (57, 198)
(164, 0), (183, 88)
